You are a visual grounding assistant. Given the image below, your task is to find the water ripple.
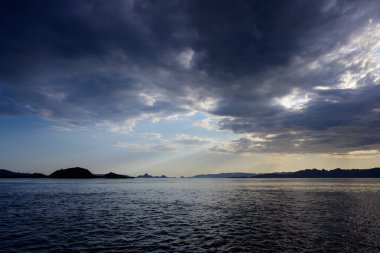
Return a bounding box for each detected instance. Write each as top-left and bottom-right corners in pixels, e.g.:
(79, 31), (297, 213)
(1, 178), (380, 252)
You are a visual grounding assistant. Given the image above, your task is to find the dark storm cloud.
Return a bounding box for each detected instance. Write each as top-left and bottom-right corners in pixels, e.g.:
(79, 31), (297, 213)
(0, 0), (200, 125)
(0, 0), (380, 153)
(215, 85), (380, 153)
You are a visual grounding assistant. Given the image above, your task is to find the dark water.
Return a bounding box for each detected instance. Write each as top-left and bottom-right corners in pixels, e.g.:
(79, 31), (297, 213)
(1, 178), (380, 252)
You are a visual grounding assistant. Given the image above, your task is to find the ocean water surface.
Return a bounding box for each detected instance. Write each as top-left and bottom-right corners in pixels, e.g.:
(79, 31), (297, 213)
(1, 178), (380, 252)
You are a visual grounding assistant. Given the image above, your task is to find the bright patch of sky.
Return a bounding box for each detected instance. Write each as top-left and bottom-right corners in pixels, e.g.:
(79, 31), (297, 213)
(0, 112), (243, 176)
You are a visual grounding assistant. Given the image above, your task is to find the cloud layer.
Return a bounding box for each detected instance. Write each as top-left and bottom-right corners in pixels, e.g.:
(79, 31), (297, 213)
(1, 0), (380, 154)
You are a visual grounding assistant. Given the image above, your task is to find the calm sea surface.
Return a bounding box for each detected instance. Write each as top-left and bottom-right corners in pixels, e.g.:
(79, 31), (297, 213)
(1, 178), (380, 252)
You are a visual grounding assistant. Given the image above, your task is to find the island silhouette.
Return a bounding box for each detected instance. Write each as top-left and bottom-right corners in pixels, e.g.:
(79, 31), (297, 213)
(50, 167), (95, 178)
(0, 167), (133, 179)
(192, 168), (380, 178)
(137, 173), (168, 178)
(1, 167), (380, 179)
(252, 168), (380, 178)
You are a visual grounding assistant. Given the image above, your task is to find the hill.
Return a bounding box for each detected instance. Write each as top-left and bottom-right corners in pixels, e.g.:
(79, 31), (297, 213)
(0, 167), (134, 179)
(253, 168), (380, 178)
(50, 167), (95, 178)
(0, 169), (46, 178)
(100, 172), (133, 179)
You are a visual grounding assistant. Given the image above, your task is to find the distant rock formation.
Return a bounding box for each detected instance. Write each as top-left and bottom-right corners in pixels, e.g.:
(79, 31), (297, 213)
(137, 173), (153, 178)
(50, 167), (95, 178)
(137, 173), (168, 178)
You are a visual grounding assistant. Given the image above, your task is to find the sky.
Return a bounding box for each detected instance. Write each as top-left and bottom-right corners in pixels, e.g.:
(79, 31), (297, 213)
(1, 0), (380, 176)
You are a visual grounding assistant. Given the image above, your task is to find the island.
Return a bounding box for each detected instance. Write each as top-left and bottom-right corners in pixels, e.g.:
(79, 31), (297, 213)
(0, 167), (133, 179)
(101, 172), (132, 179)
(50, 167), (95, 178)
(253, 168), (380, 178)
(2, 167), (380, 179)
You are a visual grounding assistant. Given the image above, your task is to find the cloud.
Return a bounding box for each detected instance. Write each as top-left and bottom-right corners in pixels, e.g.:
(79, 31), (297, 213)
(48, 125), (73, 132)
(0, 0), (207, 125)
(213, 84), (380, 154)
(177, 48), (195, 69)
(174, 134), (214, 146)
(193, 117), (219, 131)
(347, 150), (380, 155)
(1, 0), (380, 154)
(142, 132), (162, 140)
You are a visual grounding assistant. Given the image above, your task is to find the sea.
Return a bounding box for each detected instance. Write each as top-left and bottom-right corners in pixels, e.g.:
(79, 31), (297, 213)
(1, 178), (380, 252)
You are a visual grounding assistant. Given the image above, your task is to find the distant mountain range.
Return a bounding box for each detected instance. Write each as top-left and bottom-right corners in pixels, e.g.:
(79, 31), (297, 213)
(192, 168), (380, 178)
(253, 168), (380, 178)
(0, 167), (133, 179)
(1, 167), (380, 179)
